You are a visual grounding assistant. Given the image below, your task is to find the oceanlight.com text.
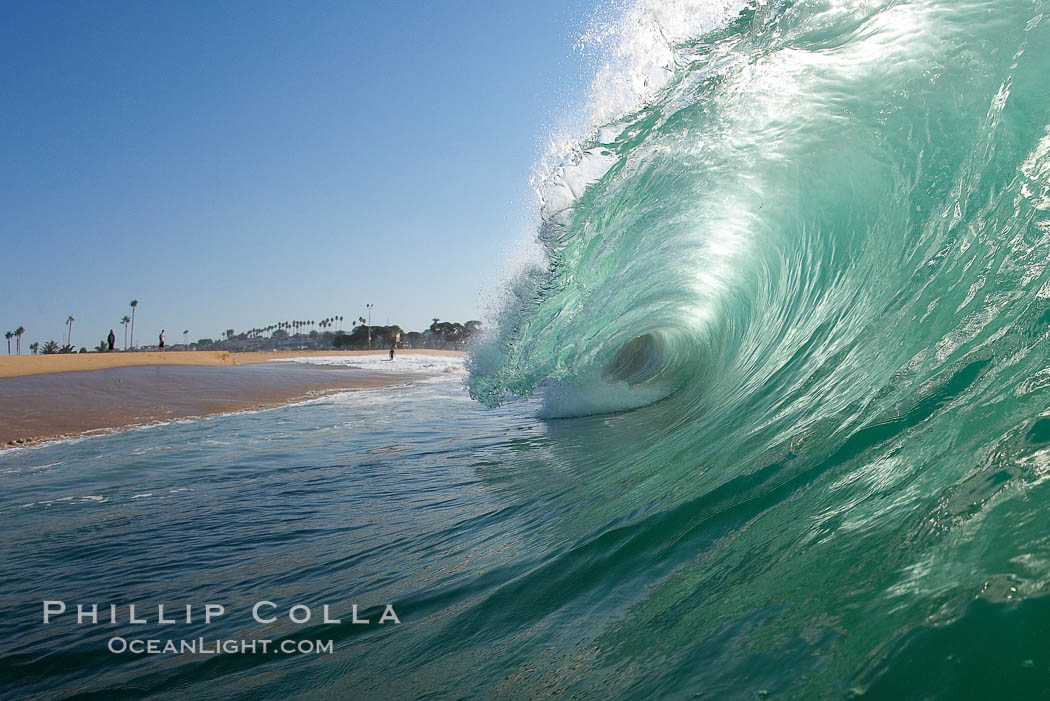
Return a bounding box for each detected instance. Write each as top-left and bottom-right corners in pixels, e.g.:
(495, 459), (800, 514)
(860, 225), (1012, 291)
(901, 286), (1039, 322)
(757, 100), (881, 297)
(108, 637), (335, 655)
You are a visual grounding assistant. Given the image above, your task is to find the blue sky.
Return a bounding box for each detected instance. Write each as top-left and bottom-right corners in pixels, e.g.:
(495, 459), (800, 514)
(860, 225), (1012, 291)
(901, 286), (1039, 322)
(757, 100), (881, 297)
(1, 0), (600, 349)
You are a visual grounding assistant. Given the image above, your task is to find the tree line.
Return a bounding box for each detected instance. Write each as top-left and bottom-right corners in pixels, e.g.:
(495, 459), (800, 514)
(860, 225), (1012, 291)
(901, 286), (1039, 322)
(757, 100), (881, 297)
(196, 318), (482, 352)
(6, 306), (483, 355)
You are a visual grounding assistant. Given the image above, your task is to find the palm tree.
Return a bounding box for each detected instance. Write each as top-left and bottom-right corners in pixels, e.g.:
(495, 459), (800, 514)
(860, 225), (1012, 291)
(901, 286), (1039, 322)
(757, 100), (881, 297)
(66, 315), (75, 346)
(366, 304), (374, 349)
(4, 331), (12, 355)
(15, 326), (24, 354)
(183, 329), (189, 346)
(129, 300), (138, 349)
(30, 342), (39, 355)
(120, 315), (131, 350)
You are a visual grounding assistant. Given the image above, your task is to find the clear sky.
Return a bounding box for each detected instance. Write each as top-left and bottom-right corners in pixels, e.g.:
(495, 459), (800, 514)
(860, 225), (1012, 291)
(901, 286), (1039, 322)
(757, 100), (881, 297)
(1, 0), (599, 349)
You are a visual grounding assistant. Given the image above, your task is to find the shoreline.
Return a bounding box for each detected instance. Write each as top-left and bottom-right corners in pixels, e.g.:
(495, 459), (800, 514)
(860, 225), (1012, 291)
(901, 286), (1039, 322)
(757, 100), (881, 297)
(0, 384), (371, 451)
(0, 348), (463, 379)
(0, 353), (463, 449)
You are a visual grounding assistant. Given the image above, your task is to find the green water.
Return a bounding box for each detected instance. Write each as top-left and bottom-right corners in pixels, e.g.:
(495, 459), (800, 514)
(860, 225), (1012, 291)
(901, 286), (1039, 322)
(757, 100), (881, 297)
(465, 0), (1050, 696)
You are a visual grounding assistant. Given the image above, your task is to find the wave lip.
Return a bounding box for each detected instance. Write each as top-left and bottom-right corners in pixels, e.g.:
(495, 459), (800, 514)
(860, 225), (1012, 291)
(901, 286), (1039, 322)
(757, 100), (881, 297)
(469, 0), (757, 413)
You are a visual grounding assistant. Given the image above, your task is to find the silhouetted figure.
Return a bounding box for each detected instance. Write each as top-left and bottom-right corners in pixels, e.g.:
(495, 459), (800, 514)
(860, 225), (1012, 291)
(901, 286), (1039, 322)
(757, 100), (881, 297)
(107, 329), (115, 352)
(389, 343), (395, 360)
(159, 329), (165, 349)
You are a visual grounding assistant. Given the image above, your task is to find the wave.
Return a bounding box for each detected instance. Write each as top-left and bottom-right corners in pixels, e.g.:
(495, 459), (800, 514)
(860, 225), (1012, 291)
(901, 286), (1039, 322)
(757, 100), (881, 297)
(470, 0), (1050, 423)
(464, 0), (1050, 693)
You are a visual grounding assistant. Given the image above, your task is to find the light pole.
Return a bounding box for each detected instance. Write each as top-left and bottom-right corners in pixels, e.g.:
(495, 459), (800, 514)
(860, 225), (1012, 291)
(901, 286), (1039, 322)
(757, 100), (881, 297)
(366, 303), (374, 350)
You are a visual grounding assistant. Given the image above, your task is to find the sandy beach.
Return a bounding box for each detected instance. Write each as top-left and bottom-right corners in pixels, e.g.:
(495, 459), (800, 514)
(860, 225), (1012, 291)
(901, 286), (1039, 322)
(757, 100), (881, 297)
(0, 350), (464, 447)
(0, 348), (462, 378)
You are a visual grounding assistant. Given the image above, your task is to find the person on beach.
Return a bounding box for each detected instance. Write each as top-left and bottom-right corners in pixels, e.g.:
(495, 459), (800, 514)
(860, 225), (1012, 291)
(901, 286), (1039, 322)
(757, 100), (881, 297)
(389, 343), (395, 360)
(159, 329), (165, 349)
(107, 329), (115, 352)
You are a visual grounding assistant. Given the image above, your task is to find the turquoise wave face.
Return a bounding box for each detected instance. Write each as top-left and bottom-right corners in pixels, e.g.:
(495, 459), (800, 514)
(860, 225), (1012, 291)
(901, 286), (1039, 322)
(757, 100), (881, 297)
(470, 0), (1050, 427)
(466, 1), (1050, 690)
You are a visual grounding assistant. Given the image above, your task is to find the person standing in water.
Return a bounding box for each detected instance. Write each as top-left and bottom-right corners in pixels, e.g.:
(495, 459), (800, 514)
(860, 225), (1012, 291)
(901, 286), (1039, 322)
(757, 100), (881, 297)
(107, 329), (116, 352)
(389, 343), (395, 360)
(159, 329), (165, 349)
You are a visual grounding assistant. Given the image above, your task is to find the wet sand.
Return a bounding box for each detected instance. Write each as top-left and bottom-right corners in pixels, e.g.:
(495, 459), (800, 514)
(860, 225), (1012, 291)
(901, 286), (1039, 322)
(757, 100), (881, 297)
(0, 363), (410, 447)
(0, 349), (462, 378)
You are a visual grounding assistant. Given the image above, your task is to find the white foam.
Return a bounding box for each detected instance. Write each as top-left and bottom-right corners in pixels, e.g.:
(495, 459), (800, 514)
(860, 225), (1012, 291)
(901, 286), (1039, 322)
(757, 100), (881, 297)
(579, 0), (746, 126)
(537, 377), (674, 418)
(270, 352), (466, 375)
(508, 0), (750, 278)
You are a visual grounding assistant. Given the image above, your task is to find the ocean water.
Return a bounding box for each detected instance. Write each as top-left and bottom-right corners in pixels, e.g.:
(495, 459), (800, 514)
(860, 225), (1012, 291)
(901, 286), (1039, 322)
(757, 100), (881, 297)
(1, 359), (553, 699)
(6, 0), (1050, 697)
